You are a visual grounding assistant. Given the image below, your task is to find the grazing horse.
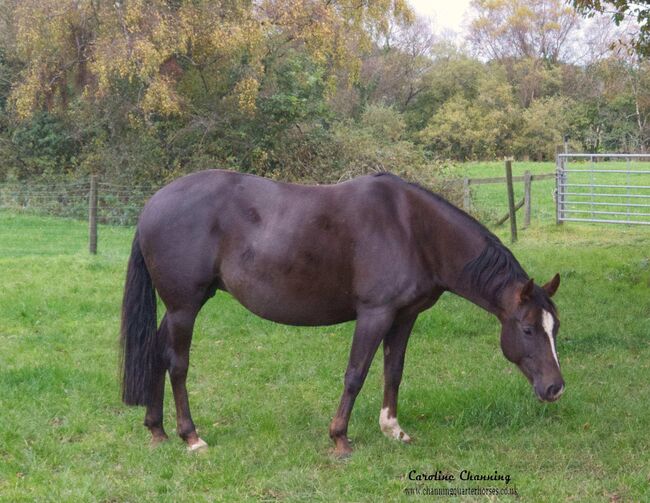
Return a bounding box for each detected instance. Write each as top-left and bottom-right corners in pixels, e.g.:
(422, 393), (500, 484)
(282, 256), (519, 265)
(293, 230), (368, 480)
(120, 170), (564, 456)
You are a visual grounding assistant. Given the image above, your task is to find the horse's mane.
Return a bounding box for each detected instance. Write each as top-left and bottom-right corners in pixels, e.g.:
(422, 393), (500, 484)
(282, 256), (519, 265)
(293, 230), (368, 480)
(462, 235), (529, 299)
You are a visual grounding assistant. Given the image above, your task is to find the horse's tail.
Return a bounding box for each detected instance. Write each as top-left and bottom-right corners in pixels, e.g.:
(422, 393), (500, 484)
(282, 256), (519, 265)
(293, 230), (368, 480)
(120, 231), (160, 406)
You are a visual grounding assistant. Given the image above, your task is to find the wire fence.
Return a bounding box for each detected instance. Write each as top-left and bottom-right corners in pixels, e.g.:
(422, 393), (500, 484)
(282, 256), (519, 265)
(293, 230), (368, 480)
(0, 179), (162, 226)
(0, 171), (558, 255)
(0, 175), (557, 229)
(0, 180), (91, 221)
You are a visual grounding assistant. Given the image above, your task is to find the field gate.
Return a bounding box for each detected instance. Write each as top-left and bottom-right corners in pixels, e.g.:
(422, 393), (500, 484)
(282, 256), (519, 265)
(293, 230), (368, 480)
(556, 153), (650, 226)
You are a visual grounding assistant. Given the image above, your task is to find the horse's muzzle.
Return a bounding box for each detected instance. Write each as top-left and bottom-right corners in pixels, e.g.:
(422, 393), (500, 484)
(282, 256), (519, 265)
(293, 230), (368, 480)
(535, 382), (565, 402)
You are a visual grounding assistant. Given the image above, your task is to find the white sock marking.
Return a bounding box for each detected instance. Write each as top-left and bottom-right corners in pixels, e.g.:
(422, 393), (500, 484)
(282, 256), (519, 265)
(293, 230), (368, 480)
(542, 310), (559, 368)
(187, 437), (208, 452)
(379, 407), (411, 443)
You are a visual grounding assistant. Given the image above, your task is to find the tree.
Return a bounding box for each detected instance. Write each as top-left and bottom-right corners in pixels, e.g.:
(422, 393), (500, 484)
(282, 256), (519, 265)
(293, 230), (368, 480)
(359, 17), (437, 111)
(562, 56), (650, 152)
(333, 104), (425, 179)
(572, 0), (650, 57)
(2, 0), (414, 180)
(403, 46), (486, 131)
(468, 0), (581, 63)
(7, 0), (413, 119)
(502, 57), (563, 107)
(513, 96), (571, 159)
(419, 68), (520, 160)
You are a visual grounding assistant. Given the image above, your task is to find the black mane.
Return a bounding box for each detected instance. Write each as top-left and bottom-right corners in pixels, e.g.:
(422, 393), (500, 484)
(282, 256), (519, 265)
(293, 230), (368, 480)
(462, 235), (528, 299)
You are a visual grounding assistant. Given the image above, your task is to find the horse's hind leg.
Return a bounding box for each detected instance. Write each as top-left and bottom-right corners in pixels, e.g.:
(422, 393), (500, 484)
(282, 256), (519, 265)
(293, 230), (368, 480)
(165, 308), (206, 451)
(380, 315), (417, 443)
(329, 308), (395, 457)
(144, 313), (170, 444)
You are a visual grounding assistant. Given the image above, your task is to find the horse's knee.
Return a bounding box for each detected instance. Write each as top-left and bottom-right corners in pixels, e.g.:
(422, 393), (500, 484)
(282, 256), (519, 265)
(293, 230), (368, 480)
(344, 369), (363, 396)
(168, 355), (189, 381)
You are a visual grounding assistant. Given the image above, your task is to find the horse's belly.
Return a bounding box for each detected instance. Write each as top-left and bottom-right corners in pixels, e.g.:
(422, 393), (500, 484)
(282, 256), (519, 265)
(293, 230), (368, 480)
(225, 285), (356, 326)
(220, 258), (356, 326)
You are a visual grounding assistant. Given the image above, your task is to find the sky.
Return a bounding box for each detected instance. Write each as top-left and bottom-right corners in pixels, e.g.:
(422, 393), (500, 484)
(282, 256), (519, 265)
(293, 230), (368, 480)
(408, 0), (473, 34)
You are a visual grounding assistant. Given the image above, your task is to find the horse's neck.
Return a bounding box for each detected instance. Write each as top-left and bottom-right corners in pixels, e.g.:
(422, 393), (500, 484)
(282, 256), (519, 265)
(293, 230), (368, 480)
(445, 245), (525, 321)
(411, 192), (519, 320)
(449, 275), (518, 321)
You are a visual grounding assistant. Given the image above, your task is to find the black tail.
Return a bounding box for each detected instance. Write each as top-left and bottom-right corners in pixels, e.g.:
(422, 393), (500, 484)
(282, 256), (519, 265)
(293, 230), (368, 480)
(120, 231), (160, 406)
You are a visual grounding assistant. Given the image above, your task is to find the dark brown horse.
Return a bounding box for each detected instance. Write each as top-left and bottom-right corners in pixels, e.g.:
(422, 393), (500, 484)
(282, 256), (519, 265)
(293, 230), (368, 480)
(120, 170), (564, 456)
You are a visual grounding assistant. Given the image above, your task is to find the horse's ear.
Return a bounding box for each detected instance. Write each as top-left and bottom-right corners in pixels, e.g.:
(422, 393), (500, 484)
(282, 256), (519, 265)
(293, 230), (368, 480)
(519, 279), (535, 303)
(543, 273), (560, 297)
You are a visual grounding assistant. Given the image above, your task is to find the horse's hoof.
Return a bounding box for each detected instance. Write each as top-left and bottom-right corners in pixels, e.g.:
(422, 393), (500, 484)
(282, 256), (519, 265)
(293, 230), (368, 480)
(150, 434), (169, 447)
(382, 430), (411, 443)
(379, 408), (411, 443)
(187, 438), (208, 452)
(332, 447), (352, 459)
(393, 429), (411, 443)
(332, 438), (353, 459)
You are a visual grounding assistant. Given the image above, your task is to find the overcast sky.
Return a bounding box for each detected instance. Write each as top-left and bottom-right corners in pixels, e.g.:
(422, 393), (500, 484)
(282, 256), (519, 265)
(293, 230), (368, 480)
(408, 0), (473, 34)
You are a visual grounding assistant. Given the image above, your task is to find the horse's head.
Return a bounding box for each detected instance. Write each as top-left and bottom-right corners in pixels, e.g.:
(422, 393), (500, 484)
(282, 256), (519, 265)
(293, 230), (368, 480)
(500, 274), (564, 402)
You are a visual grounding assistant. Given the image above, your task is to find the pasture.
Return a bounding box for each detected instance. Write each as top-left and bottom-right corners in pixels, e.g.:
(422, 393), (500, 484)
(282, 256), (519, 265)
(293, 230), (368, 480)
(1, 192), (649, 501)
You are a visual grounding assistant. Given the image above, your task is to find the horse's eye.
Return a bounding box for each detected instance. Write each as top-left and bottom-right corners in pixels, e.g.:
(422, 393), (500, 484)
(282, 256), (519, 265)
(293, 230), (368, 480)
(523, 327), (533, 336)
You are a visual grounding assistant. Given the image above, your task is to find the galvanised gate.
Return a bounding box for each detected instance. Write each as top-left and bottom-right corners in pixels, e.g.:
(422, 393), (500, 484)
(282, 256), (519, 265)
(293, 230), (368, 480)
(556, 153), (650, 226)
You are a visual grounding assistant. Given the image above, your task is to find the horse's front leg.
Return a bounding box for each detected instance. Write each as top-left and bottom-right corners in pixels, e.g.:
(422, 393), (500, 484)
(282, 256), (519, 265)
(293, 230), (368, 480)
(329, 307), (395, 457)
(379, 315), (417, 443)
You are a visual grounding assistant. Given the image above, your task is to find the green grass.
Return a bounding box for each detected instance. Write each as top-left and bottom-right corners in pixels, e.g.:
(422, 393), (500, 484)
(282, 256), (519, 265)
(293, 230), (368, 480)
(1, 203), (649, 501)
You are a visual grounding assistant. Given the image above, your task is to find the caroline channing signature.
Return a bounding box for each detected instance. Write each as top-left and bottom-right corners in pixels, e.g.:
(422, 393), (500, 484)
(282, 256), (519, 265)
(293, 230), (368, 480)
(408, 469), (512, 485)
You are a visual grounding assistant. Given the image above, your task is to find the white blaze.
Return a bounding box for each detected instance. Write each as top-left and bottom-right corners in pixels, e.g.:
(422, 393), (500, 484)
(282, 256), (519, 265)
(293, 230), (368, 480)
(542, 310), (559, 368)
(379, 407), (411, 443)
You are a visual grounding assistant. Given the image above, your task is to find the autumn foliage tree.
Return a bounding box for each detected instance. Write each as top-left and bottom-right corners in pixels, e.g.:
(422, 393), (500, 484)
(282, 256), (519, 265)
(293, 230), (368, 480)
(468, 0), (580, 63)
(572, 0), (650, 57)
(0, 0), (647, 181)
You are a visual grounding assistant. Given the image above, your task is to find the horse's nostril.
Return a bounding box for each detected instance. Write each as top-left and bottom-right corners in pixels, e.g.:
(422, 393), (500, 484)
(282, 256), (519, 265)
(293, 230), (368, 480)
(546, 384), (562, 398)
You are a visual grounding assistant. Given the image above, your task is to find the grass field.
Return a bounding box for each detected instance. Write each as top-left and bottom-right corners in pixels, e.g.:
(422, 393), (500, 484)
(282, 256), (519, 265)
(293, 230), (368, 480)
(1, 185), (649, 501)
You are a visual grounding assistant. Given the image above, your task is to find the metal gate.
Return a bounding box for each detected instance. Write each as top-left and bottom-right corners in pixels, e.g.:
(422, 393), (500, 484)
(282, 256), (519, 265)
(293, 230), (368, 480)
(556, 153), (650, 226)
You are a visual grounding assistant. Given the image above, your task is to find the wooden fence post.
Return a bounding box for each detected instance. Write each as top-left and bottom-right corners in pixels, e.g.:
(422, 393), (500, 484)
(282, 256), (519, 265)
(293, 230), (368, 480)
(463, 177), (471, 213)
(89, 175), (98, 255)
(505, 159), (517, 243)
(523, 170), (531, 228)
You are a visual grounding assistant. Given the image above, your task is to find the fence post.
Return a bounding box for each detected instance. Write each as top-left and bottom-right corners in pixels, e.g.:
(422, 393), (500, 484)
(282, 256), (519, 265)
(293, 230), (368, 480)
(505, 159), (517, 243)
(89, 175), (98, 255)
(523, 170), (531, 228)
(463, 177), (471, 213)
